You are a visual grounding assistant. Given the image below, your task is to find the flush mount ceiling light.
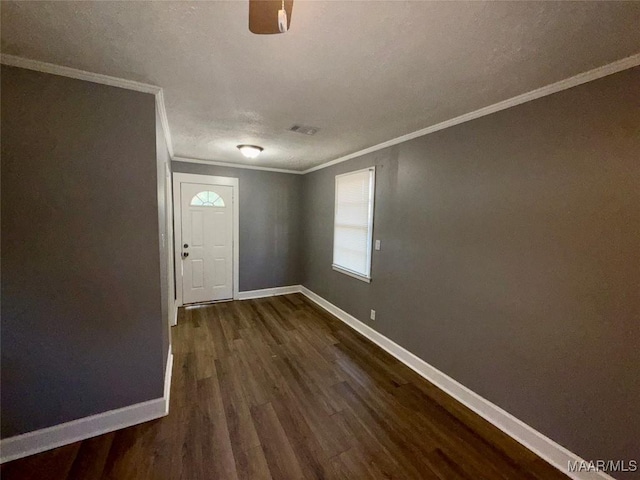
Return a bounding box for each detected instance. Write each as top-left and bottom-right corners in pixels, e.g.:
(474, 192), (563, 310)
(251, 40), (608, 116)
(237, 145), (264, 159)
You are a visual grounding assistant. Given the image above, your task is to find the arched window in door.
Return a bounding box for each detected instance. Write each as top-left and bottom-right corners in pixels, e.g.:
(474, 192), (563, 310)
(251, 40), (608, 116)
(190, 191), (225, 207)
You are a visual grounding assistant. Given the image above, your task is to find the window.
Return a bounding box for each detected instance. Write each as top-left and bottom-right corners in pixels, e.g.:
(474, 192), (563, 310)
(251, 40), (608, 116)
(333, 167), (375, 282)
(190, 191), (225, 207)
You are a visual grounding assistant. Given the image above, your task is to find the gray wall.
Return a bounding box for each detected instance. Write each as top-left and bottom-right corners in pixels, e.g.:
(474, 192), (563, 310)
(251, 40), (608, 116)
(302, 67), (640, 468)
(172, 162), (303, 291)
(1, 66), (166, 438)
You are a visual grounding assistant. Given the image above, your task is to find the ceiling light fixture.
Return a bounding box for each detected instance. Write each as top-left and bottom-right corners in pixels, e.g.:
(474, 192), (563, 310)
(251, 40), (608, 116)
(237, 145), (264, 159)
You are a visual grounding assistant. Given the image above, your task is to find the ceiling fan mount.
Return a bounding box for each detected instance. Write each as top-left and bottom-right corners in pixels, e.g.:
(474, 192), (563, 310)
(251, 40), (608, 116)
(249, 0), (294, 35)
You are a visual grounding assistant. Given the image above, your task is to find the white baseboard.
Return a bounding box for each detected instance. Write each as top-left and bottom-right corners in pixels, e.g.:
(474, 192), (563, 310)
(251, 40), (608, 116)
(237, 285), (302, 300)
(1, 286), (616, 479)
(0, 346), (174, 464)
(298, 286), (614, 480)
(163, 345), (173, 413)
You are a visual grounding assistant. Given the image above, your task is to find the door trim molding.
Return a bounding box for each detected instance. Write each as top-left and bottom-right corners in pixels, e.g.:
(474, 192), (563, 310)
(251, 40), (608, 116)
(171, 300), (179, 327)
(172, 173), (240, 308)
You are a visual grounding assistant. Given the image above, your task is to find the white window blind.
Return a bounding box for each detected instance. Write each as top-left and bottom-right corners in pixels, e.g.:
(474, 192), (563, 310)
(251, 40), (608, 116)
(332, 167), (375, 282)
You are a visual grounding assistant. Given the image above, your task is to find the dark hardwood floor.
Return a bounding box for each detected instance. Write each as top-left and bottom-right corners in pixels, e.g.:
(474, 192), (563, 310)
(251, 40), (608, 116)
(1, 294), (568, 479)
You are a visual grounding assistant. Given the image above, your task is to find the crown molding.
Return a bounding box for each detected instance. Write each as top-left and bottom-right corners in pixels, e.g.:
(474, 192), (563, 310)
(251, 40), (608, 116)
(1, 54), (175, 159)
(172, 156), (304, 175)
(4, 52), (638, 176)
(1, 54), (160, 94)
(302, 52), (640, 174)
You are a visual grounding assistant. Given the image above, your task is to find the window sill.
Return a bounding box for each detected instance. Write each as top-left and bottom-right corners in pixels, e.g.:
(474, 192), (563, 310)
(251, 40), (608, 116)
(332, 265), (371, 283)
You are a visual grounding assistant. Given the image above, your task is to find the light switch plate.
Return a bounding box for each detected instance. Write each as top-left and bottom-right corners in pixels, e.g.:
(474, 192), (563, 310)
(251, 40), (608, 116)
(375, 239), (381, 251)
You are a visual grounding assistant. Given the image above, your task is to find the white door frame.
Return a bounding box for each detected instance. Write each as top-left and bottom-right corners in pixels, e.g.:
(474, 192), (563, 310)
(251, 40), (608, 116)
(173, 172), (240, 307)
(165, 162), (177, 327)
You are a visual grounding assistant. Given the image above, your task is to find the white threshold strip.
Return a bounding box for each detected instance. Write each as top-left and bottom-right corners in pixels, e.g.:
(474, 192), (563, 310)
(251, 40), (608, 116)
(240, 285), (614, 480)
(0, 346), (174, 464)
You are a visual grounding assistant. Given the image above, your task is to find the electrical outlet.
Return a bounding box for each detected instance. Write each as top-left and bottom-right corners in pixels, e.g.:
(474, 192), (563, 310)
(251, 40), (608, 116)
(375, 239), (381, 251)
(370, 309), (376, 321)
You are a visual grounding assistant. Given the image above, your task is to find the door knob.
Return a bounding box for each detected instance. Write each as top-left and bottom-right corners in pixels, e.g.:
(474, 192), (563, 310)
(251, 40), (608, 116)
(182, 252), (189, 258)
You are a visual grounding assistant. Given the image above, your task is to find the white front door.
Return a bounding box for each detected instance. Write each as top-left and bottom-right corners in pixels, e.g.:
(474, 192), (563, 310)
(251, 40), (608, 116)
(180, 182), (233, 304)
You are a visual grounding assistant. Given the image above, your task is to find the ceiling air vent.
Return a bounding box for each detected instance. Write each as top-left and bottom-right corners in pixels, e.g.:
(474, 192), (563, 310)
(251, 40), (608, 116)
(289, 125), (319, 135)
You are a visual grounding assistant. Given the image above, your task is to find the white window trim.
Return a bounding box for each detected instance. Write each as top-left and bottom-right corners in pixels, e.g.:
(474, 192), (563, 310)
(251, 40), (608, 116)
(331, 265), (372, 283)
(332, 167), (376, 283)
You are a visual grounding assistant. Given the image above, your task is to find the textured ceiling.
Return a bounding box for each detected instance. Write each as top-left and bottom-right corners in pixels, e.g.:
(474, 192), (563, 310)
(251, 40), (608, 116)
(2, 1), (640, 171)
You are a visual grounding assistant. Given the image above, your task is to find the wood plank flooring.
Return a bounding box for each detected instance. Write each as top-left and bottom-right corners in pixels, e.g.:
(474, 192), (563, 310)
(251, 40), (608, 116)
(1, 294), (569, 479)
